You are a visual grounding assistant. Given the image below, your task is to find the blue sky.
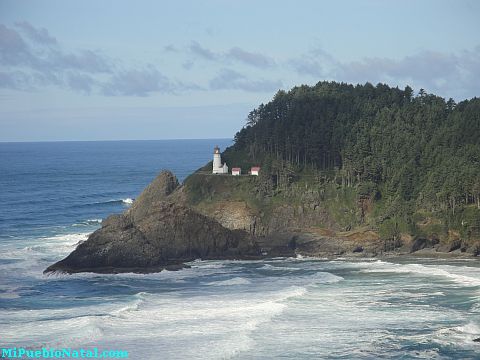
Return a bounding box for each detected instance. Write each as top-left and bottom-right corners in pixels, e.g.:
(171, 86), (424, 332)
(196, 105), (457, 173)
(1, 0), (479, 141)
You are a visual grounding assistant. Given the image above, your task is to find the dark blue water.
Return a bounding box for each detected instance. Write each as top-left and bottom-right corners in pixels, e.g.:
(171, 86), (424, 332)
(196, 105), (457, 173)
(1, 140), (480, 359)
(0, 139), (231, 239)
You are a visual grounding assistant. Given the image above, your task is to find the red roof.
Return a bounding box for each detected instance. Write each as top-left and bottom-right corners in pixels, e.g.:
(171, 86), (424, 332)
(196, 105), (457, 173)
(232, 168), (241, 171)
(251, 167), (261, 171)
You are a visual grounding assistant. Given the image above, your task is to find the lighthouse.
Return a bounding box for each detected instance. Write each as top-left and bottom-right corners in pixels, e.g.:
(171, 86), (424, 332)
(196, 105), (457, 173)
(212, 146), (229, 174)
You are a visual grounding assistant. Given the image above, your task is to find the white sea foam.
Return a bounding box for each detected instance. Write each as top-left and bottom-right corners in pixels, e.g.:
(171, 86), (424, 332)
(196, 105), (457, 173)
(308, 271), (344, 284)
(0, 232), (91, 282)
(2, 285), (307, 358)
(1, 281), (310, 358)
(361, 261), (480, 287)
(260, 264), (301, 271)
(122, 198), (134, 204)
(434, 322), (480, 346)
(207, 277), (251, 286)
(73, 219), (102, 227)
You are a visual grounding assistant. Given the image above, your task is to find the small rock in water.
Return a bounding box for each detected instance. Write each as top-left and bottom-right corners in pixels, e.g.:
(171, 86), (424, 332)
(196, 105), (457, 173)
(473, 337), (480, 342)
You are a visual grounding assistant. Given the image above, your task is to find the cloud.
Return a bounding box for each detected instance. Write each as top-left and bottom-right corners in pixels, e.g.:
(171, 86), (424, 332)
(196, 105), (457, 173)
(0, 22), (192, 96)
(333, 49), (480, 98)
(290, 46), (480, 99)
(102, 66), (174, 96)
(49, 49), (111, 73)
(0, 24), (33, 66)
(290, 58), (324, 77)
(15, 21), (57, 45)
(164, 44), (178, 52)
(182, 60), (194, 70)
(227, 47), (275, 68)
(66, 72), (95, 93)
(189, 41), (217, 60)
(0, 71), (30, 90)
(0, 22), (113, 92)
(187, 41), (276, 69)
(288, 47), (337, 77)
(209, 68), (281, 92)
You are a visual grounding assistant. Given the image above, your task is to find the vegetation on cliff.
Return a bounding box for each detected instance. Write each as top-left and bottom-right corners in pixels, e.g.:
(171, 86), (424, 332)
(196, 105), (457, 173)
(217, 81), (480, 249)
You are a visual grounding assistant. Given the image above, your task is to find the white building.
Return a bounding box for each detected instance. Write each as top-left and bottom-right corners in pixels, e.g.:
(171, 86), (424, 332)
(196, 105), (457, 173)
(232, 167), (241, 176)
(250, 166), (261, 176)
(212, 146), (229, 174)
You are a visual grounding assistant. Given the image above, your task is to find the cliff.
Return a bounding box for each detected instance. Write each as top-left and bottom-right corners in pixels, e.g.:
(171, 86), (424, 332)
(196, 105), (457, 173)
(44, 171), (260, 274)
(182, 170), (480, 258)
(45, 165), (479, 275)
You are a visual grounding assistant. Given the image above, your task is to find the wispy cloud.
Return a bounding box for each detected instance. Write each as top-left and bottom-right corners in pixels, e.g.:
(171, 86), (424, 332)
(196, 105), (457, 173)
(66, 72), (95, 94)
(15, 21), (57, 45)
(0, 22), (112, 92)
(189, 41), (218, 61)
(163, 44), (178, 52)
(0, 22), (193, 96)
(210, 68), (281, 92)
(187, 41), (276, 69)
(102, 66), (174, 97)
(289, 46), (480, 99)
(0, 24), (33, 67)
(227, 47), (275, 68)
(334, 48), (480, 98)
(3, 22), (478, 99)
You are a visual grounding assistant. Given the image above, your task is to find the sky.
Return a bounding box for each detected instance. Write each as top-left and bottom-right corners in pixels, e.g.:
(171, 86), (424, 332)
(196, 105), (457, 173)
(0, 0), (479, 142)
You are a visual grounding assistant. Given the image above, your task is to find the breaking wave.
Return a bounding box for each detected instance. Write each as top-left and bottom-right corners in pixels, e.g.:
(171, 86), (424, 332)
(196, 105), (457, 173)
(361, 261), (480, 287)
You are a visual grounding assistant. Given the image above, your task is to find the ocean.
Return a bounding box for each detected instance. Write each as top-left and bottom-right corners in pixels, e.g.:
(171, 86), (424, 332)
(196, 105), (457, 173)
(1, 140), (479, 359)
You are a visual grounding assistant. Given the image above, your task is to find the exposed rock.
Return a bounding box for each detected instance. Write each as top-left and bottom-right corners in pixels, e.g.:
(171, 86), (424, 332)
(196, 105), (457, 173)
(45, 171), (260, 274)
(437, 239), (462, 253)
(205, 201), (256, 232)
(409, 238), (436, 253)
(128, 170), (180, 222)
(256, 232), (297, 257)
(352, 245), (364, 253)
(466, 242), (480, 256)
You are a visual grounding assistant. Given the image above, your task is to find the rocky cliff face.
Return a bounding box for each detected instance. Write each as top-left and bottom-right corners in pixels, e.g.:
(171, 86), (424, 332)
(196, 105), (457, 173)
(45, 171), (260, 274)
(182, 172), (480, 259)
(46, 167), (479, 275)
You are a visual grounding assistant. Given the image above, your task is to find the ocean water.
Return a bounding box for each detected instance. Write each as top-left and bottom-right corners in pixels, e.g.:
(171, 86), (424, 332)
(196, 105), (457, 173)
(1, 140), (480, 359)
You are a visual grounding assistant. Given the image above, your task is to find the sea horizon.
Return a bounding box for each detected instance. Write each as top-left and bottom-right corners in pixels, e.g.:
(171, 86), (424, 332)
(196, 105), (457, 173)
(0, 137), (233, 144)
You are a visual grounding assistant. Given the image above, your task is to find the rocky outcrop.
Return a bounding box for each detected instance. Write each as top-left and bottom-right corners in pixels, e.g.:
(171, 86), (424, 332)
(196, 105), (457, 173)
(45, 171), (260, 274)
(408, 237), (439, 253)
(45, 166), (480, 275)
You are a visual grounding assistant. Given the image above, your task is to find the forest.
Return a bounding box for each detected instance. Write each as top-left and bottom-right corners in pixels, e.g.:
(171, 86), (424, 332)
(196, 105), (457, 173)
(225, 81), (480, 239)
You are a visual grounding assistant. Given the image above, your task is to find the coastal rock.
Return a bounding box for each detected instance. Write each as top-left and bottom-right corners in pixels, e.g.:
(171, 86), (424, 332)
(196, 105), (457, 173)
(437, 239), (462, 253)
(128, 170), (180, 222)
(409, 237), (437, 253)
(467, 242), (480, 256)
(45, 171), (260, 274)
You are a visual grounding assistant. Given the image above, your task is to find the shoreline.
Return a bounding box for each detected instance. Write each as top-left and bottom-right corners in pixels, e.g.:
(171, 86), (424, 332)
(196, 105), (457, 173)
(295, 247), (479, 261)
(45, 247), (479, 275)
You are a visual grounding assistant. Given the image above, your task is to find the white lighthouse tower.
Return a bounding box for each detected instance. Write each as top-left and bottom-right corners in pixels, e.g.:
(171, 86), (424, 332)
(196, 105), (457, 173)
(212, 146), (228, 174)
